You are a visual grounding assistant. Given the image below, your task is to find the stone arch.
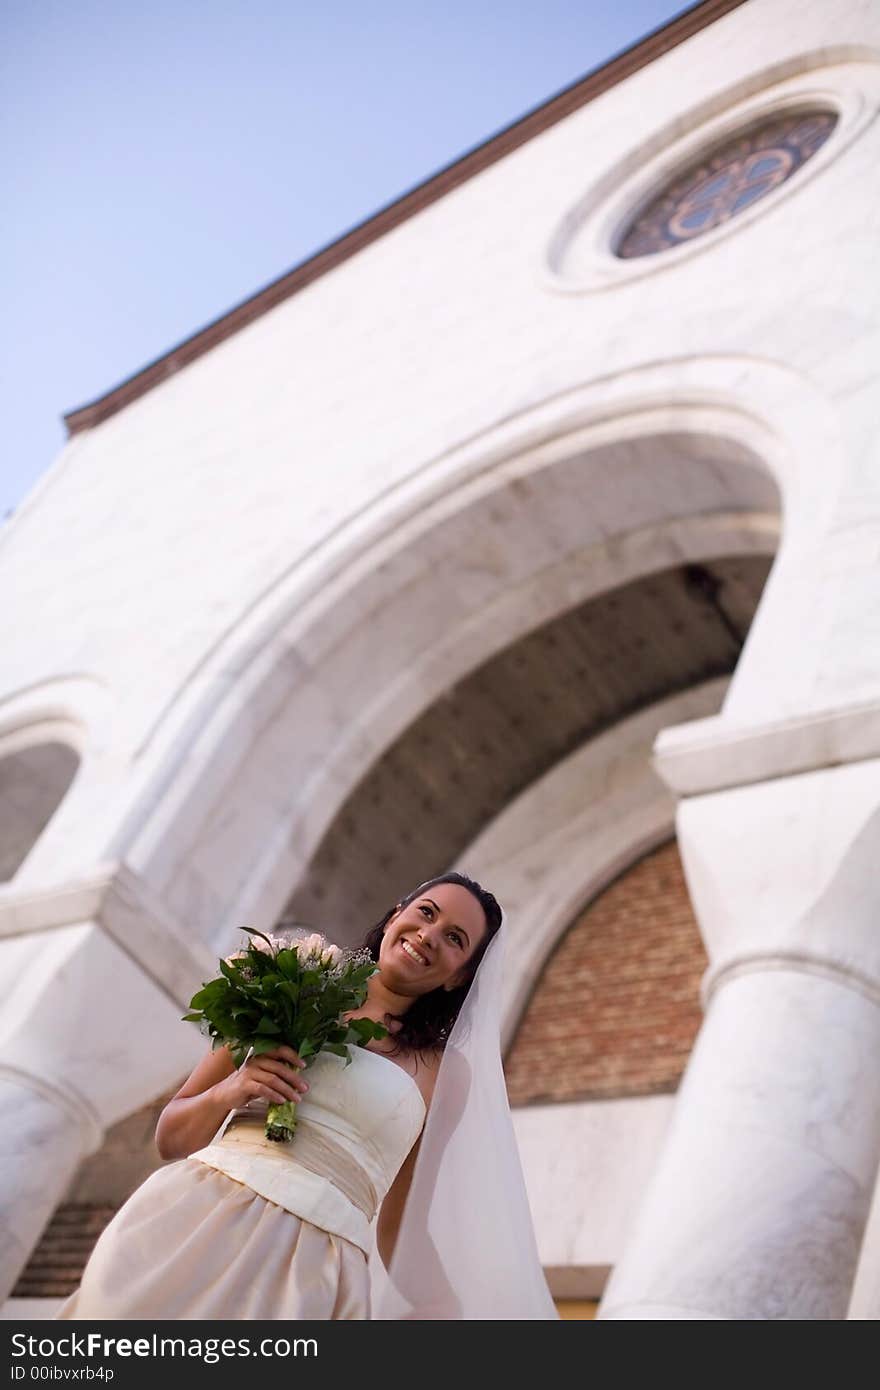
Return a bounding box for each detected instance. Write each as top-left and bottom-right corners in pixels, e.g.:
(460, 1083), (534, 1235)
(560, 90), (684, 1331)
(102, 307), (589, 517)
(0, 676), (115, 891)
(458, 681), (728, 1048)
(503, 839), (706, 1107)
(281, 559), (766, 938)
(115, 358), (822, 953)
(3, 372), (800, 1305)
(0, 725), (81, 883)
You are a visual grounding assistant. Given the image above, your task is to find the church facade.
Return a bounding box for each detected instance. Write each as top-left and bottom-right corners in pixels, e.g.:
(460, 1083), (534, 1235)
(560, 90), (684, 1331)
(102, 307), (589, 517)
(2, 0), (879, 1318)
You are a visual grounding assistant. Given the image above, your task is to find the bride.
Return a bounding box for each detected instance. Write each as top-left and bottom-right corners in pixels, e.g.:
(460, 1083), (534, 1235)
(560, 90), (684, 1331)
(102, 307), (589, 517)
(57, 872), (556, 1320)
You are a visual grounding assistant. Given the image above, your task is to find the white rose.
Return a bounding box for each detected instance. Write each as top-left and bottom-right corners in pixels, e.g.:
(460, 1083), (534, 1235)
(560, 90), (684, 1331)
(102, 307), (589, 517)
(321, 943), (343, 966)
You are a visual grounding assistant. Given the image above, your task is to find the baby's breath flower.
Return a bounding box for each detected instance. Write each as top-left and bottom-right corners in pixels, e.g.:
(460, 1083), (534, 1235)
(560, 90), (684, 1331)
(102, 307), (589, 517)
(346, 947), (375, 969)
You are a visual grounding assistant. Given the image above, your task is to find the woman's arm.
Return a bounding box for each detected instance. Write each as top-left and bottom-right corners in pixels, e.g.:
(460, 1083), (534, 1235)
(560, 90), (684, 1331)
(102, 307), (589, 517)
(376, 1135), (421, 1268)
(375, 1048), (446, 1269)
(376, 1048), (441, 1268)
(155, 1044), (309, 1160)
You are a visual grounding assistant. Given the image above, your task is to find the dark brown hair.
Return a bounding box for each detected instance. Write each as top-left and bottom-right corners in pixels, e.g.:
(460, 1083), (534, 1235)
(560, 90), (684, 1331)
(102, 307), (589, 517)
(361, 871), (502, 1052)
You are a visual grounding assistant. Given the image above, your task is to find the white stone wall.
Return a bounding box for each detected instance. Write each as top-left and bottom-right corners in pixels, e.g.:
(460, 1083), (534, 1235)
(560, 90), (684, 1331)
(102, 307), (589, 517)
(0, 0), (877, 896)
(2, 0), (880, 1313)
(515, 1094), (675, 1298)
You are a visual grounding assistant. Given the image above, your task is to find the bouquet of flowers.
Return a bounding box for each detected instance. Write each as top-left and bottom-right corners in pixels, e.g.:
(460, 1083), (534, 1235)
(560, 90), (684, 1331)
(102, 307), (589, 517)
(183, 927), (388, 1142)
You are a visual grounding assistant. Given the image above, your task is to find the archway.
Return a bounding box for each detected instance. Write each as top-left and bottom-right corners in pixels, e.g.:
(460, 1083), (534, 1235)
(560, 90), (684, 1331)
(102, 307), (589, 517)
(0, 738), (80, 882)
(124, 417), (781, 956)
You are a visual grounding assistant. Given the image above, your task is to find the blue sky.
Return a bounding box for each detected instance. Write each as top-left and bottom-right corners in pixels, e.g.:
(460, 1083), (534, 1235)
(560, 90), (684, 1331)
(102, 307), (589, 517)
(1, 1), (690, 519)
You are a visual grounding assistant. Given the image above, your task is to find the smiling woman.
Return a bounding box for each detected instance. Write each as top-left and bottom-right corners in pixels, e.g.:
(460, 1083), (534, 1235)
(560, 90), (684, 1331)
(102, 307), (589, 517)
(55, 871), (553, 1320)
(357, 874), (501, 1056)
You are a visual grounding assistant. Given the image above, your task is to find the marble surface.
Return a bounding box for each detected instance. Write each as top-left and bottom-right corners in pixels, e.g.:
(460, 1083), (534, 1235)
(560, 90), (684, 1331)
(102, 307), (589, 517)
(0, 0), (878, 1319)
(0, 1299), (64, 1320)
(514, 1094), (675, 1291)
(0, 1078), (89, 1300)
(0, 2), (876, 952)
(548, 57), (880, 294)
(0, 866), (216, 1011)
(654, 696), (880, 796)
(0, 924), (204, 1129)
(848, 1160), (880, 1319)
(0, 921), (206, 1298)
(599, 761), (880, 1319)
(677, 757), (880, 989)
(144, 438), (777, 949)
(600, 957), (880, 1319)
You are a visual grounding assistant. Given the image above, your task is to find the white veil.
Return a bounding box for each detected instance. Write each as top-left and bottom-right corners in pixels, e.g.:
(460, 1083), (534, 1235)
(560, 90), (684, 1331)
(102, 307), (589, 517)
(370, 930), (558, 1320)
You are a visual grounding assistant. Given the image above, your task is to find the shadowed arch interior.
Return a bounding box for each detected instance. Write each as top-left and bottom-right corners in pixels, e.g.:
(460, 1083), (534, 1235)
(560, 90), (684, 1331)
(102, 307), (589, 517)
(282, 553), (771, 937)
(0, 741), (81, 882)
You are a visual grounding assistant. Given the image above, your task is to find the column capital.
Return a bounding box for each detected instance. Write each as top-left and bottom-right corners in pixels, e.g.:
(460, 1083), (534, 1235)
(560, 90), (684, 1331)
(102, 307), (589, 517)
(653, 697), (880, 798)
(0, 1065), (103, 1154)
(0, 862), (215, 1010)
(703, 951), (880, 1011)
(673, 757), (880, 990)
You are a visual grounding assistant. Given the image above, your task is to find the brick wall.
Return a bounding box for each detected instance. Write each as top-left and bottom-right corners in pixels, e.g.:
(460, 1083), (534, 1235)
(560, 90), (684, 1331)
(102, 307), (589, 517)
(504, 841), (707, 1106)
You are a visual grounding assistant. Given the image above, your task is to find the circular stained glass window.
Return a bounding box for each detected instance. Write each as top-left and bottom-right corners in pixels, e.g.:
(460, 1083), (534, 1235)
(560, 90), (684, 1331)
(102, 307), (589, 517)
(616, 110), (837, 260)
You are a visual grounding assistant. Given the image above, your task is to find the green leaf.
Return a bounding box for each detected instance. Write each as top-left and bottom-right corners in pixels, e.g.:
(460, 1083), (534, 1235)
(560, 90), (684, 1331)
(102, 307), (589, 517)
(181, 1012), (203, 1023)
(184, 936), (395, 1072)
(347, 1016), (389, 1042)
(242, 926), (276, 950)
(296, 1005), (320, 1034)
(188, 981), (228, 1009)
(275, 949), (301, 980)
(344, 963), (376, 989)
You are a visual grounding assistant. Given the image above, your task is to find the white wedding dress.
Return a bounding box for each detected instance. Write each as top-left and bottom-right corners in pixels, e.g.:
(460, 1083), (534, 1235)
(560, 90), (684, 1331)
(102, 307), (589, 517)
(56, 1046), (425, 1321)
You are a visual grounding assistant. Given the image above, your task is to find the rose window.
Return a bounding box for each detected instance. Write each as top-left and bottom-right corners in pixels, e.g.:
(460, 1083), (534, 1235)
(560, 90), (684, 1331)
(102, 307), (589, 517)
(616, 110), (837, 259)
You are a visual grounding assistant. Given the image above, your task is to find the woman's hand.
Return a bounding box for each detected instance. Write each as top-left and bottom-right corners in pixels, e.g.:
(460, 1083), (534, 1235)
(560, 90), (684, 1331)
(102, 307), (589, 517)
(155, 1044), (308, 1160)
(213, 1046), (309, 1111)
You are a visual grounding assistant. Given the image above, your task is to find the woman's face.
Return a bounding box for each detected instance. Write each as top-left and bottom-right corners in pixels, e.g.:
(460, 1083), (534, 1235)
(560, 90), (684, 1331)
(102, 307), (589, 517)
(379, 881), (488, 996)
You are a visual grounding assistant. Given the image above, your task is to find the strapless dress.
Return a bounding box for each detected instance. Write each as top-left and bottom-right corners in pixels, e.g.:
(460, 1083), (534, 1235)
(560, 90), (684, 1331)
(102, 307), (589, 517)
(56, 1046), (425, 1320)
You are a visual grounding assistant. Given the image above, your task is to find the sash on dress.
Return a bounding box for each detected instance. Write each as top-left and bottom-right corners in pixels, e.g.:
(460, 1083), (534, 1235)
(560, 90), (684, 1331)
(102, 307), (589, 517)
(191, 1109), (378, 1254)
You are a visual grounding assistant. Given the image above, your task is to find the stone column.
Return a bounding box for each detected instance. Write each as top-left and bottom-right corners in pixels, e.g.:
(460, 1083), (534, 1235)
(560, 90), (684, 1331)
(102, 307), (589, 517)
(0, 1075), (102, 1301)
(0, 906), (207, 1302)
(847, 1163), (880, 1318)
(598, 756), (880, 1320)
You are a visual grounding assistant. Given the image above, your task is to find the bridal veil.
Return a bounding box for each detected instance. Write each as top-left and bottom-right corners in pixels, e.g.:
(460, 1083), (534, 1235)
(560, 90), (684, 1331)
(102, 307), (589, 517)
(370, 930), (558, 1319)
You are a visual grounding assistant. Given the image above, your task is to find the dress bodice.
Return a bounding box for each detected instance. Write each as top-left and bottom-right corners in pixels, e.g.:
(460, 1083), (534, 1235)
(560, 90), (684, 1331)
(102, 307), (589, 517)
(191, 1046), (426, 1254)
